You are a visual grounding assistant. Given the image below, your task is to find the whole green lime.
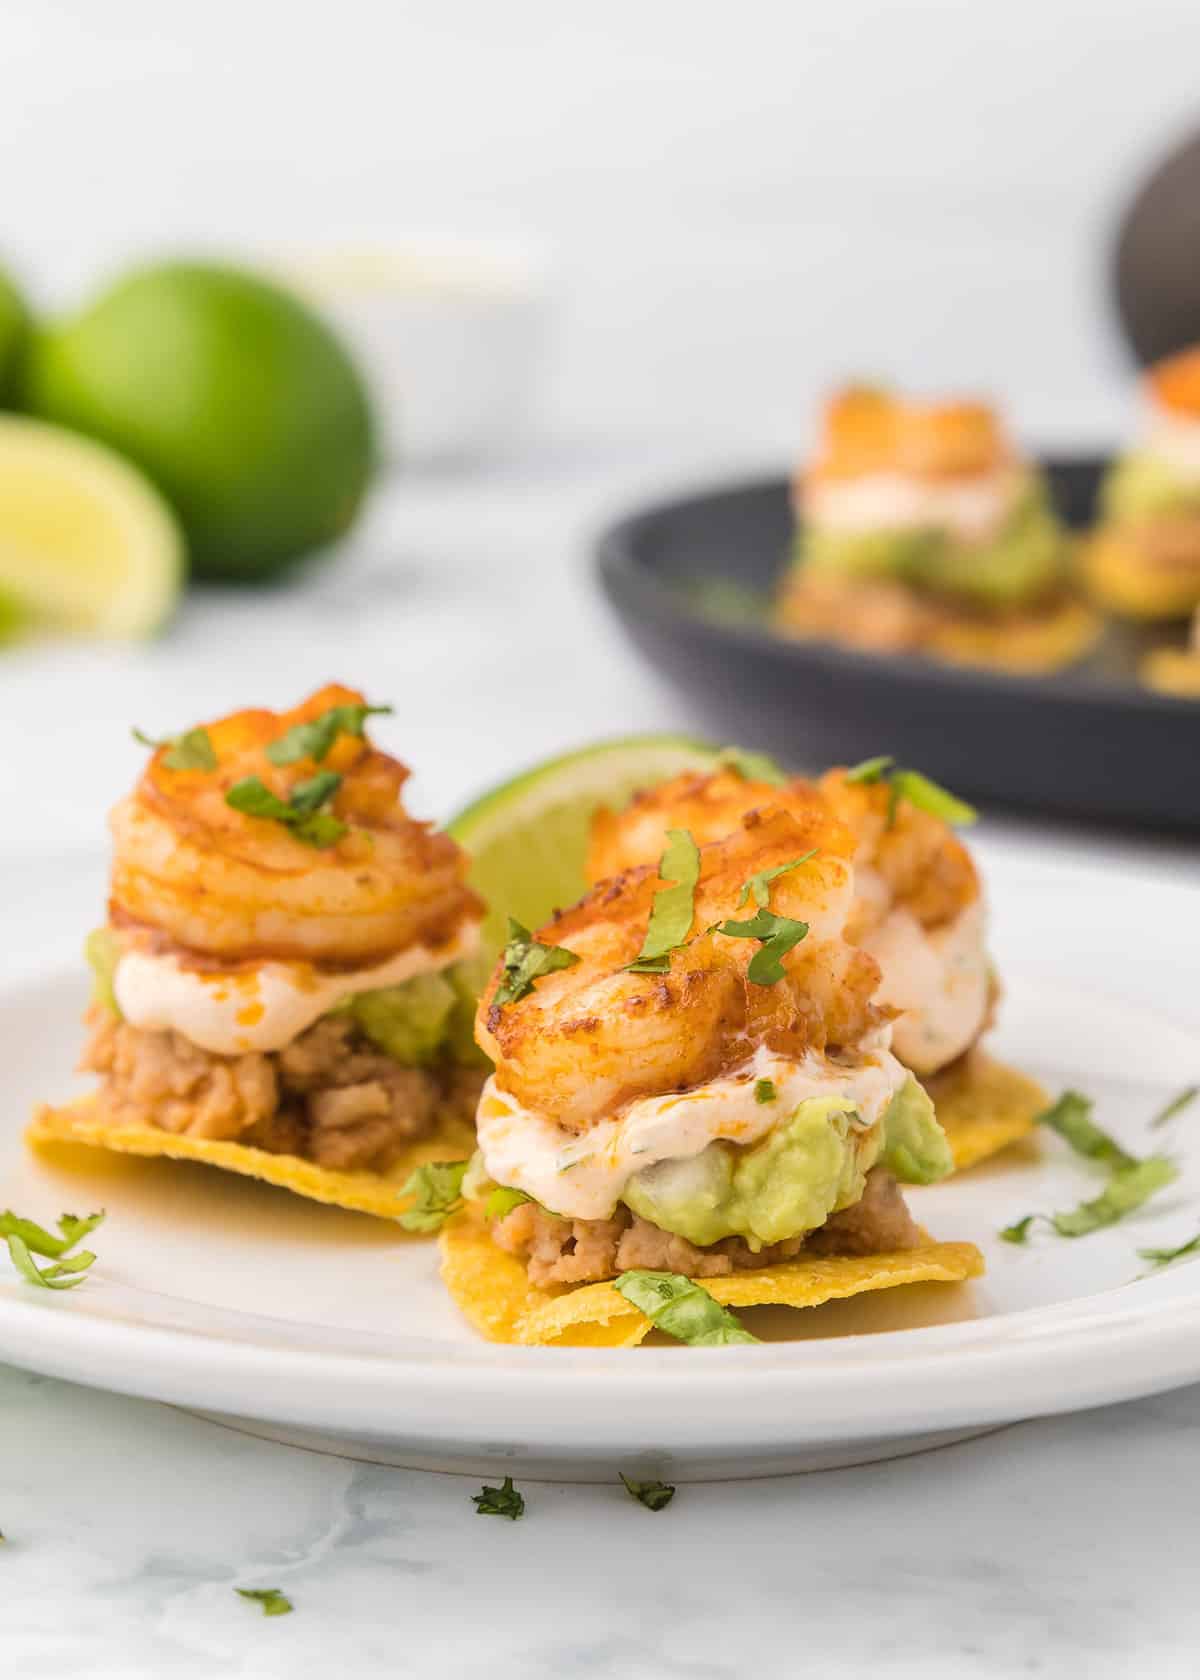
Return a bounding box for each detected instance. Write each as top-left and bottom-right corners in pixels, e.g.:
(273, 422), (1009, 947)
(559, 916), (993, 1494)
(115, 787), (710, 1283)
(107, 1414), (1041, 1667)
(0, 264), (32, 406)
(21, 261), (375, 581)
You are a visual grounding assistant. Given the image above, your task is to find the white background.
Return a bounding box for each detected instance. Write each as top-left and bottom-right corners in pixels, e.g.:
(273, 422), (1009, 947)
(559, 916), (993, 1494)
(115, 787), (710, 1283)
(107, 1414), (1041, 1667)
(6, 0), (1199, 451)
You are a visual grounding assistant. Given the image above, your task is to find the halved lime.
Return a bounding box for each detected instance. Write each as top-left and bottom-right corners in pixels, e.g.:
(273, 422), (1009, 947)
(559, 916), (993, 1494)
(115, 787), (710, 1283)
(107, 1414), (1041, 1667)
(0, 414), (183, 637)
(448, 734), (729, 959)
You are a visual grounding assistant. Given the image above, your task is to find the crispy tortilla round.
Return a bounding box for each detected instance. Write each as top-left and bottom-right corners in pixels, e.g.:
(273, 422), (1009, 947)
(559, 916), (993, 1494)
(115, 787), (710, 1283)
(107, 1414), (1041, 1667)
(923, 595), (1102, 672)
(28, 1096), (476, 1223)
(927, 1050), (1047, 1172)
(1142, 647), (1200, 698)
(439, 1214), (983, 1348)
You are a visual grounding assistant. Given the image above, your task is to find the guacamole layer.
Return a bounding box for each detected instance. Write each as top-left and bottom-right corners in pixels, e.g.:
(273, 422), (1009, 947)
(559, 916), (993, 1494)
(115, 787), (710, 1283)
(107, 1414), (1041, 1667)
(800, 480), (1065, 609)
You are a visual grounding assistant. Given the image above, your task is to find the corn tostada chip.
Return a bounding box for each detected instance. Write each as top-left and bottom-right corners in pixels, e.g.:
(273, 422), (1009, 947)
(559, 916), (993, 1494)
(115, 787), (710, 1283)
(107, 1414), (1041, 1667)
(30, 1096), (477, 1223)
(927, 1050), (1047, 1171)
(440, 1214), (983, 1348)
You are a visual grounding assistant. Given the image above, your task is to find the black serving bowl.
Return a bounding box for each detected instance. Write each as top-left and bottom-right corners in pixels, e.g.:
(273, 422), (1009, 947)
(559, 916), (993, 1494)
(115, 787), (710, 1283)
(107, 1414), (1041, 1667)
(595, 457), (1200, 829)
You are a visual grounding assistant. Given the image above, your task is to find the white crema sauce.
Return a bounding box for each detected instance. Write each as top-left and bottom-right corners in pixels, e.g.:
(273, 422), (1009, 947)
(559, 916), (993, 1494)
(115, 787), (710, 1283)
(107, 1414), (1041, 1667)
(476, 1041), (909, 1222)
(804, 467), (1019, 543)
(113, 920), (481, 1055)
(858, 891), (990, 1075)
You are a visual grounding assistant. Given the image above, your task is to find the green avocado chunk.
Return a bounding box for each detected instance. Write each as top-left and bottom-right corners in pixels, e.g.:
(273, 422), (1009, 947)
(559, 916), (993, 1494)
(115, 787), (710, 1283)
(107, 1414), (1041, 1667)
(621, 1095), (883, 1250)
(878, 1073), (954, 1185)
(444, 952), (492, 1069)
(1099, 451), (1200, 524)
(84, 926), (122, 1017)
(801, 479), (1066, 608)
(621, 1080), (952, 1249)
(348, 970), (457, 1065)
(347, 957), (490, 1068)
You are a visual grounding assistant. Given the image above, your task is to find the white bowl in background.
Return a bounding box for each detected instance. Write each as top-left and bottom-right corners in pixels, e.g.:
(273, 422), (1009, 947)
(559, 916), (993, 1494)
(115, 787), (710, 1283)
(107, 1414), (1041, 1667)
(273, 238), (551, 469)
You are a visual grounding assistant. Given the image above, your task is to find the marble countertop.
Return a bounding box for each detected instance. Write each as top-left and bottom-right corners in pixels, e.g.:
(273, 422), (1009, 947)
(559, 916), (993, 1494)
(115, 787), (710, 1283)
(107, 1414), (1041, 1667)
(6, 1357), (1199, 1679)
(3, 448), (1196, 1677)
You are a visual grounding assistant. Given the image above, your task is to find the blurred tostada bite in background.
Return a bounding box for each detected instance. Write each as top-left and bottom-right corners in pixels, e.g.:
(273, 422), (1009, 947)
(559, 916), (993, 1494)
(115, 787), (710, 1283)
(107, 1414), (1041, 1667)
(776, 385), (1100, 673)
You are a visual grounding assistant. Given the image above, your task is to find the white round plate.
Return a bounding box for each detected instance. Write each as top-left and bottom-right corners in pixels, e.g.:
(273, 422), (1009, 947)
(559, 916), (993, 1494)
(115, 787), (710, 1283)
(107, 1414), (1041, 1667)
(1, 850), (1199, 1480)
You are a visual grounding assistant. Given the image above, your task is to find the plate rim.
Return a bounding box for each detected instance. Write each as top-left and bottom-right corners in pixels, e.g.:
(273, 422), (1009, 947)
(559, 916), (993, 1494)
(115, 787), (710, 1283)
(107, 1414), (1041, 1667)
(3, 850), (1200, 1451)
(594, 463), (1200, 719)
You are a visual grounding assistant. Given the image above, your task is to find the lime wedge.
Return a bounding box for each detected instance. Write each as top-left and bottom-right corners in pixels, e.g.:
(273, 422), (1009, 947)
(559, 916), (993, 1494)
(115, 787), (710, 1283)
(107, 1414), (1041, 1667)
(448, 734), (728, 960)
(0, 414), (183, 637)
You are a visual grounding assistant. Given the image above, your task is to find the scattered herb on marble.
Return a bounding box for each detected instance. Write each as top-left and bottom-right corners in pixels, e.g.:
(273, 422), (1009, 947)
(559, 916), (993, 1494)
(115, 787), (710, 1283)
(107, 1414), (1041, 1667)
(472, 1476), (525, 1520)
(620, 1473), (676, 1512)
(236, 1588), (294, 1617)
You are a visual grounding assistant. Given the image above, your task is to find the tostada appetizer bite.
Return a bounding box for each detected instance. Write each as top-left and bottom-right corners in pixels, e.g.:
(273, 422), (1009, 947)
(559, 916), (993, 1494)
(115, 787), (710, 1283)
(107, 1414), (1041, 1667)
(439, 801), (983, 1347)
(777, 385), (1098, 671)
(1142, 605), (1200, 697)
(587, 755), (1046, 1169)
(1083, 348), (1200, 622)
(30, 685), (488, 1218)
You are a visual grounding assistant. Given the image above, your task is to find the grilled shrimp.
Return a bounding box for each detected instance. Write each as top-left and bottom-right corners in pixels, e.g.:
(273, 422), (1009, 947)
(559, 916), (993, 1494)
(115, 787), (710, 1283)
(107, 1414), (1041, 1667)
(584, 764), (986, 1077)
(798, 385), (1011, 505)
(478, 806), (886, 1133)
(815, 769), (978, 939)
(587, 765), (978, 940)
(587, 767), (851, 885)
(111, 684), (482, 966)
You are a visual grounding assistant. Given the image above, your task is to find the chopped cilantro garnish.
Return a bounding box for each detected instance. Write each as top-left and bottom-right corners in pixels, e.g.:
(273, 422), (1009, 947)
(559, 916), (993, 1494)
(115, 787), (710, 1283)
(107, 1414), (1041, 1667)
(613, 1269), (760, 1345)
(235, 1588), (293, 1617)
(1151, 1085), (1199, 1130)
(493, 917), (581, 1007)
(132, 725), (217, 772)
(484, 1186), (531, 1220)
(999, 1085), (1177, 1242)
(472, 1476), (524, 1519)
(844, 756), (976, 829)
(0, 1208), (104, 1257)
(718, 746), (787, 786)
(754, 1078), (777, 1105)
(844, 754), (895, 785)
(620, 1473), (676, 1511)
(626, 829), (701, 975)
(1050, 1157), (1177, 1238)
(738, 851), (818, 909)
(715, 906), (809, 985)
(1139, 1231), (1200, 1269)
(225, 772), (346, 848)
(1038, 1091), (1137, 1171)
(6, 1233), (96, 1290)
(265, 702), (393, 766)
(999, 1215), (1036, 1245)
(1, 1209), (104, 1290)
(398, 1160), (470, 1233)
